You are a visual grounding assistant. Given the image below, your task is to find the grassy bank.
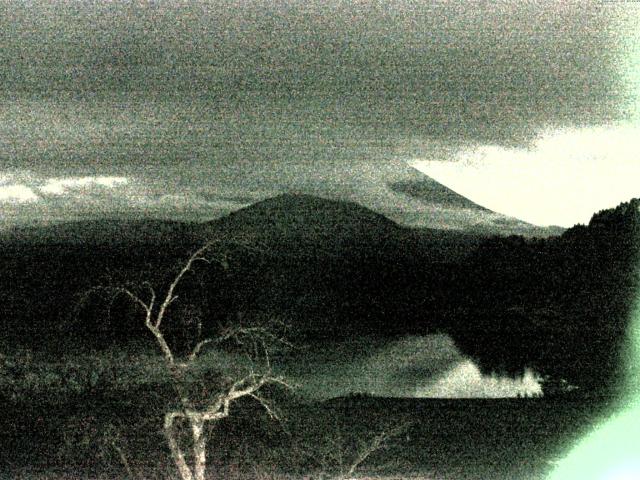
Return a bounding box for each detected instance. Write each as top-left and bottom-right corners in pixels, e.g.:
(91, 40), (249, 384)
(1, 345), (612, 480)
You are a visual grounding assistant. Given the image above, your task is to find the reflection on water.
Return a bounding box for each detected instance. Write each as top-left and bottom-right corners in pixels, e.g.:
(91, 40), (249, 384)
(418, 359), (542, 399)
(284, 335), (543, 400)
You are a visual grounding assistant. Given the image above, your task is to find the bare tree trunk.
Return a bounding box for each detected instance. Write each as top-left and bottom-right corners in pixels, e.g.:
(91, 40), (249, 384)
(112, 441), (134, 479)
(191, 415), (207, 480)
(108, 242), (290, 480)
(164, 412), (194, 480)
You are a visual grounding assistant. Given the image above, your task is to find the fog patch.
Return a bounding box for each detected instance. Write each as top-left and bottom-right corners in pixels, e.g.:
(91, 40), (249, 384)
(418, 360), (543, 399)
(40, 176), (128, 196)
(284, 335), (544, 400)
(0, 184), (39, 203)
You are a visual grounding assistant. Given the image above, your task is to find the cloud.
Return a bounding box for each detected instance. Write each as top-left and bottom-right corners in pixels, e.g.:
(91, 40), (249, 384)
(0, 172), (137, 226)
(0, 184), (39, 203)
(411, 125), (640, 227)
(1, 1), (622, 138)
(0, 172), (130, 205)
(39, 176), (128, 196)
(0, 170), (260, 226)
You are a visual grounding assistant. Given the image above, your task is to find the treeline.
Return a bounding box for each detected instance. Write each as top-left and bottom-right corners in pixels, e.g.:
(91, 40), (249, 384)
(445, 199), (640, 395)
(1, 195), (639, 396)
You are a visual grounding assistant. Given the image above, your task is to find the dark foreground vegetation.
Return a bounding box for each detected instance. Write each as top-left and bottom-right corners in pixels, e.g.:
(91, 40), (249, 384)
(1, 195), (639, 478)
(0, 375), (613, 480)
(2, 194), (639, 394)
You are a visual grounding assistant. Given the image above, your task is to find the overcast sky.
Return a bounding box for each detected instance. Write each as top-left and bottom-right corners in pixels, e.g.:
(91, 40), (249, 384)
(0, 1), (638, 228)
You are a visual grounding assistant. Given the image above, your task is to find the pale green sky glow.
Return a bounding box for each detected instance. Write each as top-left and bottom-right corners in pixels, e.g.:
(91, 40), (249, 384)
(547, 400), (640, 480)
(547, 262), (640, 479)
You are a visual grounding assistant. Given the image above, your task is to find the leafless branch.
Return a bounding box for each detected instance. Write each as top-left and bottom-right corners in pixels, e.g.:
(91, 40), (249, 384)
(82, 236), (293, 480)
(345, 420), (413, 477)
(188, 339), (213, 362)
(248, 393), (280, 420)
(198, 369), (292, 422)
(156, 243), (212, 329)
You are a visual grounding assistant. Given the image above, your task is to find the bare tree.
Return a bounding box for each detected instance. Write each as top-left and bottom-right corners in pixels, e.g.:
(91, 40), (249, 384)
(295, 418), (413, 480)
(342, 422), (411, 479)
(104, 241), (291, 480)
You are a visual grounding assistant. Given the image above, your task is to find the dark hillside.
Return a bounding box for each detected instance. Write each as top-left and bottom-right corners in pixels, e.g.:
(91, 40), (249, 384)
(447, 199), (640, 395)
(0, 194), (479, 348)
(1, 194), (638, 399)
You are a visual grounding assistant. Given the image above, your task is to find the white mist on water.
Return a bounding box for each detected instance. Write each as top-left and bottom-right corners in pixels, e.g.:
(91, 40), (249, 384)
(284, 335), (545, 400)
(416, 360), (543, 399)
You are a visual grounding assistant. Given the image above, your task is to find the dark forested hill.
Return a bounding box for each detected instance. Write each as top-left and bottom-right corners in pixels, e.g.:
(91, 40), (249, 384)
(1, 194), (638, 396)
(446, 199), (640, 395)
(0, 194), (480, 343)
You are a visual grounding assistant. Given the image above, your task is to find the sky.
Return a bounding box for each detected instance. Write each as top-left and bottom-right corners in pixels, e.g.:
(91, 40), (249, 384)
(0, 0), (638, 229)
(412, 124), (640, 226)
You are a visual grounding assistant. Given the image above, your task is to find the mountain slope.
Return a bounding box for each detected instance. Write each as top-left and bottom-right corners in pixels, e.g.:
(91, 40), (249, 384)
(239, 160), (563, 237)
(3, 192), (634, 398)
(0, 194), (473, 346)
(208, 193), (403, 251)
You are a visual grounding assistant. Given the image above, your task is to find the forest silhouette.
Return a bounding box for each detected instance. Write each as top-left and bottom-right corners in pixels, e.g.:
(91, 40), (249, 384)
(2, 195), (638, 397)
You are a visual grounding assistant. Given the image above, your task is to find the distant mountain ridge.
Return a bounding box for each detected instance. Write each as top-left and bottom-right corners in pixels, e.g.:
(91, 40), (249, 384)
(389, 179), (492, 211)
(0, 193), (485, 345)
(0, 194), (404, 247)
(0, 162), (565, 243)
(0, 193), (487, 262)
(0, 218), (204, 246)
(218, 193), (399, 234)
(0, 191), (561, 251)
(1, 193), (637, 397)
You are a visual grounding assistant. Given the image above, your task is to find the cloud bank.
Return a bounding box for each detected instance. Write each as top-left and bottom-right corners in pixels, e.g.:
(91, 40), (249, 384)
(0, 184), (39, 203)
(40, 176), (128, 196)
(412, 125), (640, 227)
(0, 171), (255, 227)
